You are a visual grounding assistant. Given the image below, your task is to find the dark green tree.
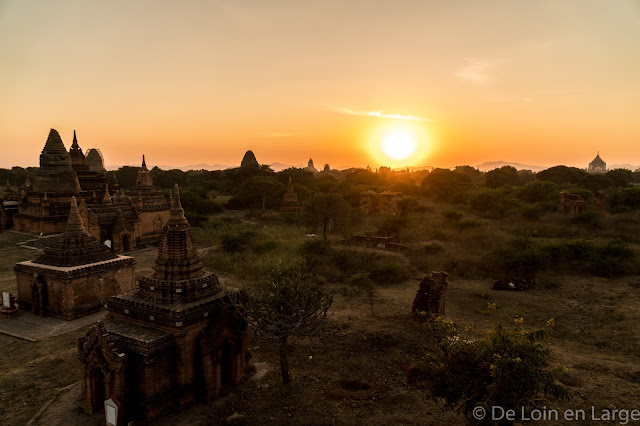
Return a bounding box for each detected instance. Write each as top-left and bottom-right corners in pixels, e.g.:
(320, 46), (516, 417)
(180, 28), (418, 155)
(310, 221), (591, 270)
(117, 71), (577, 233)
(303, 192), (350, 240)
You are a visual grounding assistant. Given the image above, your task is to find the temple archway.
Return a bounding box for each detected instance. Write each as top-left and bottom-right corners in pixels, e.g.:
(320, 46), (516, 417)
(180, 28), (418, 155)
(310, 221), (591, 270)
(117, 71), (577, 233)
(90, 367), (106, 413)
(121, 235), (131, 252)
(32, 275), (47, 316)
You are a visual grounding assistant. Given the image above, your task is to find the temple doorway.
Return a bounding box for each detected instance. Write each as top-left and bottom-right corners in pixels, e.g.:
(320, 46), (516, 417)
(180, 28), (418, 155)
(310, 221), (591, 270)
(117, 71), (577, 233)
(32, 275), (47, 316)
(121, 235), (131, 252)
(90, 368), (106, 413)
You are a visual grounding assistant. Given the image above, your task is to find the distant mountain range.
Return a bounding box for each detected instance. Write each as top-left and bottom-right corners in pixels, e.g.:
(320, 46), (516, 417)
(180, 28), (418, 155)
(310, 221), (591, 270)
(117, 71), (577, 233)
(609, 164), (640, 171)
(475, 161), (547, 172)
(105, 161), (639, 173)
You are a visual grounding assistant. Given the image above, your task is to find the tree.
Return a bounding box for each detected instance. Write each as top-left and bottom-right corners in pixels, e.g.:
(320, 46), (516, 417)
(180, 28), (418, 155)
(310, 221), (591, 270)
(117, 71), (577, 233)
(231, 265), (333, 384)
(485, 165), (519, 188)
(303, 192), (350, 240)
(421, 169), (473, 201)
(409, 317), (569, 423)
(238, 176), (284, 210)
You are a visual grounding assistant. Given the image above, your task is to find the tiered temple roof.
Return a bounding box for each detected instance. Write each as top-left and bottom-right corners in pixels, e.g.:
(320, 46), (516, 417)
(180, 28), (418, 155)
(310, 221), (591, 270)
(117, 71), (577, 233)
(33, 129), (81, 193)
(31, 197), (119, 267)
(129, 156), (171, 212)
(107, 185), (222, 324)
(280, 177), (303, 214)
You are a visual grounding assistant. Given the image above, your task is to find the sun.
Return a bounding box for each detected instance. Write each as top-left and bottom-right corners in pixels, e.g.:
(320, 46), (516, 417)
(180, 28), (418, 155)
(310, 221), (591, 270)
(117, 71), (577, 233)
(381, 128), (417, 160)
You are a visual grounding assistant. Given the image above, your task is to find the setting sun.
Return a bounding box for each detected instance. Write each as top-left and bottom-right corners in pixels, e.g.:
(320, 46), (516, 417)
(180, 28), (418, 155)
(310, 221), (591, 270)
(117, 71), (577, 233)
(381, 129), (417, 160)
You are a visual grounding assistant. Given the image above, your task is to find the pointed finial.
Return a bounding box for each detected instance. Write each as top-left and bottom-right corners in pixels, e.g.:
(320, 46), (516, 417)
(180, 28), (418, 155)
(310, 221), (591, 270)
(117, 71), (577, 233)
(142, 154), (147, 170)
(71, 130), (79, 149)
(65, 196), (87, 235)
(103, 184), (112, 204)
(170, 184), (186, 221)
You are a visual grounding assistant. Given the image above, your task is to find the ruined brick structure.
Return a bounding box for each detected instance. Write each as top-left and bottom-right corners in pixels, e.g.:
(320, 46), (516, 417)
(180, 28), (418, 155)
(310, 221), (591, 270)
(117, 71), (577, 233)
(14, 197), (135, 320)
(279, 177), (303, 214)
(412, 272), (448, 317)
(78, 185), (248, 423)
(359, 190), (401, 216)
(558, 191), (606, 217)
(12, 129), (170, 252)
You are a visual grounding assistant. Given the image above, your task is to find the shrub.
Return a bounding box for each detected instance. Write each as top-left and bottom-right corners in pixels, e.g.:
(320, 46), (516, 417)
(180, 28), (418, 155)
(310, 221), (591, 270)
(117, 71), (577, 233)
(424, 242), (445, 255)
(590, 239), (635, 277)
(367, 261), (411, 285)
(409, 317), (569, 422)
(522, 203), (543, 220)
(491, 246), (550, 279)
(442, 210), (464, 224)
(253, 240), (279, 254)
(299, 239), (331, 256)
(469, 188), (519, 217)
(570, 212), (601, 228)
(518, 181), (559, 203)
(219, 231), (256, 253)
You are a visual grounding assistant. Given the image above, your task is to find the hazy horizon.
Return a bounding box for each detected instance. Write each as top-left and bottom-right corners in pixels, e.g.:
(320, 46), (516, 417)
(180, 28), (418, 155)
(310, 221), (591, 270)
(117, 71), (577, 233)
(1, 0), (639, 169)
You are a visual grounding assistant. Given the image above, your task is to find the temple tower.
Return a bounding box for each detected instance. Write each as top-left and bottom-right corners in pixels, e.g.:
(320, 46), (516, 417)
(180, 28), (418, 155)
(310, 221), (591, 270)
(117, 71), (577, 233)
(78, 186), (248, 422)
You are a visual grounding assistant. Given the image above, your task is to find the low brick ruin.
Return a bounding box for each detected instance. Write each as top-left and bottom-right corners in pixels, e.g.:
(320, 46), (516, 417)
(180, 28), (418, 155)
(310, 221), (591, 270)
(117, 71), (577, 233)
(412, 272), (448, 317)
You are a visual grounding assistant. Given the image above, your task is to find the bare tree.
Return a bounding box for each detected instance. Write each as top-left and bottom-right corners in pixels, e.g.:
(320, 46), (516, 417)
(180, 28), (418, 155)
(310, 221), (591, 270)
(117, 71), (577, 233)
(230, 265), (333, 384)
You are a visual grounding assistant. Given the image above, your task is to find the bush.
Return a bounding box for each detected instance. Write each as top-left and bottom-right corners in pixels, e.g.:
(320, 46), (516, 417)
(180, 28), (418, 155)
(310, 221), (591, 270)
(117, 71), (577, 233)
(253, 240), (279, 254)
(570, 212), (601, 228)
(491, 245), (551, 279)
(424, 242), (445, 255)
(518, 181), (559, 203)
(442, 210), (464, 224)
(409, 317), (569, 423)
(590, 239), (635, 277)
(299, 239), (331, 256)
(220, 231), (256, 253)
(367, 261), (411, 285)
(521, 203), (543, 220)
(469, 188), (519, 217)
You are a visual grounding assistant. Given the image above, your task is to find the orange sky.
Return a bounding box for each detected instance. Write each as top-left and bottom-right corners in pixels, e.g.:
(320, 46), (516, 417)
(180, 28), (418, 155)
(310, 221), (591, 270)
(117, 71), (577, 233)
(1, 0), (639, 170)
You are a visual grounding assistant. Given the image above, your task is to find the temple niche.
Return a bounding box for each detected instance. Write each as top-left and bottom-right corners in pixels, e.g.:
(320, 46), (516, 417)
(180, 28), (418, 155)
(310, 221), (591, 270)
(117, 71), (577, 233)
(12, 129), (170, 252)
(78, 185), (249, 423)
(14, 197), (135, 320)
(280, 177), (303, 214)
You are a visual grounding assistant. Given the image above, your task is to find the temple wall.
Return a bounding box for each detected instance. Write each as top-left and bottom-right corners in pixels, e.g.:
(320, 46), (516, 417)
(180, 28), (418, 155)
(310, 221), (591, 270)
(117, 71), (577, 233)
(137, 210), (170, 238)
(13, 215), (67, 234)
(138, 353), (176, 420)
(15, 263), (135, 320)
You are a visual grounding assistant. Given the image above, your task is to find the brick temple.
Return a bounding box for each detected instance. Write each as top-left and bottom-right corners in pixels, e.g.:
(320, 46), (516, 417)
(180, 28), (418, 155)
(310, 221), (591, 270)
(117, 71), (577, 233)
(13, 129), (170, 252)
(78, 185), (249, 423)
(14, 197), (135, 320)
(280, 177), (303, 214)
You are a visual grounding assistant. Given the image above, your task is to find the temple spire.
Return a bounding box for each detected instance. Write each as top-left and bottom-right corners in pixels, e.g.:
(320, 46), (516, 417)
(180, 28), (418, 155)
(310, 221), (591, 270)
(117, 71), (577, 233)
(103, 184), (112, 204)
(170, 184), (186, 222)
(71, 130), (79, 149)
(142, 155), (148, 171)
(65, 196), (87, 235)
(287, 176), (294, 192)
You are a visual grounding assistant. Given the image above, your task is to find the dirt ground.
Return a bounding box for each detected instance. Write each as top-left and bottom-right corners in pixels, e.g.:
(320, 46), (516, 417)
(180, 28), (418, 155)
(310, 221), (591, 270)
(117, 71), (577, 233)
(1, 230), (640, 425)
